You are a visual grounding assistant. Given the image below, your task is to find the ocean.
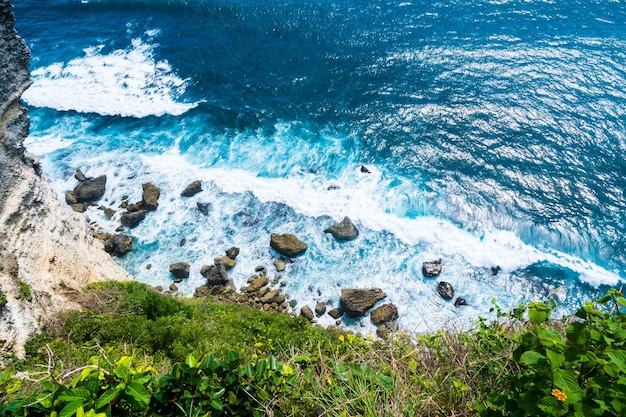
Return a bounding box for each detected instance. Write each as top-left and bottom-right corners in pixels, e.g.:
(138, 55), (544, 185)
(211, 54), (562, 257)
(13, 0), (626, 334)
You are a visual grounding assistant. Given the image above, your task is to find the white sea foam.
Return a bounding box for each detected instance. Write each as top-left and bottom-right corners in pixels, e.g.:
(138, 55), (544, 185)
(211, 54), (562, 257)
(22, 38), (198, 118)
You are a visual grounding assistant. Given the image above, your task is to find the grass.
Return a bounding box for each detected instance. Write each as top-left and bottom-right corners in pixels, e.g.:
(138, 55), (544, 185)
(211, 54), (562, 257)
(4, 281), (546, 416)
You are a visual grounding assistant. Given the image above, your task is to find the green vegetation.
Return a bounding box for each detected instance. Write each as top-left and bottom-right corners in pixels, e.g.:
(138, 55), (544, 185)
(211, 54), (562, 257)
(0, 281), (624, 416)
(16, 279), (31, 302)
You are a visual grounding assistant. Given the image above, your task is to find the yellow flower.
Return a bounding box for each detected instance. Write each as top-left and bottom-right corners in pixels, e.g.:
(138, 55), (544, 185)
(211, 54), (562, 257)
(551, 388), (567, 402)
(338, 335), (345, 343)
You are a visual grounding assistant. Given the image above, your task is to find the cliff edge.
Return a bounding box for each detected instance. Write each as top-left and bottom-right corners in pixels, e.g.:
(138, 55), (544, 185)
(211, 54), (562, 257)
(0, 0), (130, 357)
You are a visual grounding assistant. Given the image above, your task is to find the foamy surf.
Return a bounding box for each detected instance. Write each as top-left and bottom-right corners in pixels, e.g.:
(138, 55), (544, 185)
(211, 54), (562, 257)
(22, 38), (198, 118)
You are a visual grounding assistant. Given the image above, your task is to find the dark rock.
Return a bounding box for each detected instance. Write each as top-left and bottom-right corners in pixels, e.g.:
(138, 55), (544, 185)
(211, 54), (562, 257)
(103, 233), (132, 257)
(360, 165), (371, 174)
(141, 182), (160, 211)
(120, 210), (146, 228)
(74, 168), (90, 182)
(180, 237), (186, 247)
(169, 262), (190, 278)
(146, 264), (152, 270)
(244, 275), (269, 292)
(490, 265), (501, 276)
(454, 297), (468, 307)
(370, 303), (399, 325)
(376, 322), (399, 339)
(70, 203), (87, 213)
(270, 233), (308, 257)
(324, 216), (359, 241)
(200, 264), (228, 286)
(103, 207), (116, 219)
(169, 283), (178, 292)
(300, 305), (315, 321)
(423, 259), (442, 277)
(436, 281), (454, 300)
(125, 202), (143, 212)
(340, 288), (386, 318)
(315, 302), (327, 317)
(72, 175), (106, 202)
(226, 247), (240, 260)
(181, 180), (202, 197)
(197, 202), (212, 215)
(173, 277), (183, 284)
(327, 185), (340, 190)
(273, 258), (287, 272)
(328, 308), (343, 319)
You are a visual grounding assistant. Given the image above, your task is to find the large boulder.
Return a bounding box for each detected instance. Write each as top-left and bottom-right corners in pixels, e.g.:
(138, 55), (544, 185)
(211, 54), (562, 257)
(72, 175), (106, 202)
(141, 182), (160, 211)
(200, 264), (228, 286)
(423, 259), (442, 277)
(324, 216), (359, 241)
(340, 288), (386, 318)
(120, 210), (146, 228)
(214, 256), (236, 269)
(169, 262), (190, 278)
(370, 303), (398, 325)
(270, 233), (307, 257)
(226, 246), (240, 260)
(181, 180), (202, 197)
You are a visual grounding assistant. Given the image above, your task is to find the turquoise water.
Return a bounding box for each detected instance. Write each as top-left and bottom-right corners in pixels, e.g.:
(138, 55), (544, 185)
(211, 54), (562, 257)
(14, 0), (626, 334)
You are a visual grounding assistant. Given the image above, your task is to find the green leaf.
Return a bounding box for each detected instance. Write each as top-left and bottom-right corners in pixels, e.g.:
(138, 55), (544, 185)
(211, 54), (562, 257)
(185, 354), (197, 368)
(528, 302), (552, 324)
(605, 350), (626, 373)
(95, 388), (122, 410)
(210, 399), (223, 411)
(125, 381), (151, 409)
(520, 351), (548, 368)
(546, 349), (565, 368)
(59, 400), (84, 417)
(213, 388), (226, 399)
(256, 359), (267, 377)
(269, 356), (278, 371)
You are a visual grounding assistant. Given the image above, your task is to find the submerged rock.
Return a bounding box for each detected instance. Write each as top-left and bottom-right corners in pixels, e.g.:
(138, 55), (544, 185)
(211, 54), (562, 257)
(324, 216), (359, 241)
(340, 288), (386, 318)
(270, 233), (308, 257)
(197, 202), (212, 215)
(454, 297), (468, 307)
(423, 259), (442, 277)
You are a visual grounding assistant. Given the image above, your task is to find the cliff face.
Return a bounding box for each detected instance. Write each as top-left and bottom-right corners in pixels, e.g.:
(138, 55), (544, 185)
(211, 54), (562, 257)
(0, 0), (129, 357)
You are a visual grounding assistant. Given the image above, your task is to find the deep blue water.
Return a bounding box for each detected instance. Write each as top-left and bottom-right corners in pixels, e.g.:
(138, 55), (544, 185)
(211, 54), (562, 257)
(13, 0), (626, 333)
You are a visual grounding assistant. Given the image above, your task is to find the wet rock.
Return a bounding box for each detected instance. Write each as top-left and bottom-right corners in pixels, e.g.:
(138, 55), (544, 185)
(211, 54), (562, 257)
(169, 262), (190, 279)
(200, 264), (228, 286)
(120, 210), (146, 228)
(72, 175), (107, 202)
(197, 202), (212, 215)
(315, 302), (327, 317)
(215, 255), (236, 269)
(65, 192), (78, 205)
(490, 266), (501, 276)
(370, 303), (398, 325)
(141, 182), (160, 211)
(169, 283), (178, 292)
(74, 168), (90, 182)
(340, 288), (387, 318)
(328, 308), (343, 319)
(270, 233), (308, 257)
(70, 203), (87, 213)
(261, 289), (281, 304)
(226, 246), (240, 260)
(103, 233), (133, 257)
(180, 237), (186, 247)
(423, 259), (442, 277)
(324, 216), (359, 241)
(300, 305), (315, 321)
(454, 297), (468, 307)
(103, 207), (116, 219)
(436, 281), (454, 300)
(146, 264), (152, 270)
(181, 180), (202, 197)
(327, 185), (340, 190)
(273, 258), (287, 272)
(360, 165), (371, 174)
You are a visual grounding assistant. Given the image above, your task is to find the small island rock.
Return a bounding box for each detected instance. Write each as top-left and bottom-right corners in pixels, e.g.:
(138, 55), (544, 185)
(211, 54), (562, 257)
(270, 233), (308, 257)
(141, 182), (160, 211)
(423, 259), (442, 277)
(181, 180), (202, 197)
(324, 216), (359, 241)
(370, 303), (399, 325)
(436, 281), (454, 300)
(72, 175), (107, 202)
(169, 262), (190, 278)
